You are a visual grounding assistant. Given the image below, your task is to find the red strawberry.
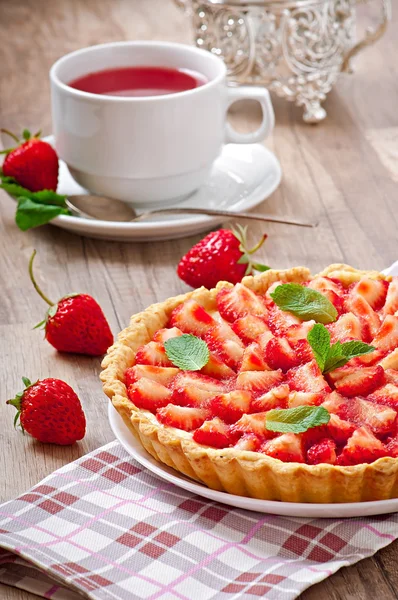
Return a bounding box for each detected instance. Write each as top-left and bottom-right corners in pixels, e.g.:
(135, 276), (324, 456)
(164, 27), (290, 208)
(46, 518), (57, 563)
(326, 413), (356, 445)
(236, 369), (284, 393)
(152, 327), (183, 343)
(287, 360), (331, 393)
(29, 251), (113, 356)
(193, 417), (238, 448)
(264, 337), (299, 372)
(233, 412), (274, 438)
(217, 283), (268, 322)
(177, 225), (268, 289)
(250, 384), (290, 412)
(170, 300), (215, 337)
(369, 383), (398, 409)
(261, 433), (305, 463)
(172, 372), (226, 393)
(330, 365), (385, 398)
(156, 404), (208, 431)
(233, 434), (261, 451)
(7, 377), (85, 445)
(372, 315), (398, 352)
(383, 278), (398, 316)
(125, 365), (179, 388)
(209, 390), (252, 424)
(288, 391), (325, 408)
(1, 129), (58, 192)
(239, 343), (269, 372)
(171, 386), (216, 408)
(267, 305), (301, 335)
(352, 278), (389, 311)
(327, 312), (362, 343)
(346, 294), (380, 341)
(128, 378), (172, 412)
(338, 427), (387, 465)
(307, 438), (337, 465)
(232, 314), (270, 344)
(204, 322), (244, 369)
(201, 353), (235, 380)
(135, 342), (174, 367)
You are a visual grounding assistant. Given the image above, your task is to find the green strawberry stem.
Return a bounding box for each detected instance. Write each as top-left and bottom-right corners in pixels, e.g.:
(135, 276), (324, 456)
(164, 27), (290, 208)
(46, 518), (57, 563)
(29, 250), (55, 306)
(0, 128), (20, 144)
(6, 377), (32, 432)
(232, 224), (269, 276)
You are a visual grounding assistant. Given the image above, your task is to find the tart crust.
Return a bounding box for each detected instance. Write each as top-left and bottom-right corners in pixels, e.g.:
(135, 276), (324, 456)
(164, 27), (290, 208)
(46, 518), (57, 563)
(101, 264), (398, 503)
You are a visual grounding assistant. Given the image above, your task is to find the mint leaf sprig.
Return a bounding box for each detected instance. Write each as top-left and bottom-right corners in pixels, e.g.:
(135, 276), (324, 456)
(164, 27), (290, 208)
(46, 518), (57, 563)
(270, 283), (338, 324)
(0, 170), (71, 231)
(265, 405), (330, 434)
(164, 334), (210, 371)
(307, 323), (375, 374)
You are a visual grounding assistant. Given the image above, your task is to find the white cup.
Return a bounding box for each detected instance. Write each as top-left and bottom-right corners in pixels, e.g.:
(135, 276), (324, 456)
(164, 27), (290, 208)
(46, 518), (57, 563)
(50, 41), (275, 207)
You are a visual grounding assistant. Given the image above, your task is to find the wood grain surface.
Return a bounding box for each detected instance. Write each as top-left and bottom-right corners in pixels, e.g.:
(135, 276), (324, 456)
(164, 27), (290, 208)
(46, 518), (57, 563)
(0, 0), (397, 598)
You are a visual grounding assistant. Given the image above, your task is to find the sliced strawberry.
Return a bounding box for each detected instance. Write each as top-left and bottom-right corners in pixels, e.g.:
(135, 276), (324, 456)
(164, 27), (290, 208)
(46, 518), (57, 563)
(237, 369), (284, 394)
(307, 276), (345, 296)
(331, 365), (385, 398)
(170, 299), (215, 337)
(193, 417), (237, 448)
(352, 348), (385, 367)
(338, 427), (387, 465)
(204, 322), (244, 369)
(156, 404), (208, 431)
(201, 353), (235, 380)
(379, 348), (398, 370)
(135, 342), (174, 367)
(217, 283), (268, 321)
(264, 281), (282, 307)
(287, 360), (331, 393)
(327, 312), (363, 343)
(267, 305), (301, 336)
(232, 314), (270, 344)
(346, 295), (380, 341)
(172, 372), (226, 393)
(128, 378), (172, 412)
(386, 436), (398, 458)
(264, 337), (299, 372)
(232, 412), (274, 438)
(239, 343), (269, 372)
(209, 390), (252, 424)
(261, 433), (304, 463)
(171, 385), (216, 408)
(372, 315), (398, 352)
(383, 277), (398, 316)
(385, 369), (398, 386)
(233, 433), (261, 452)
(322, 391), (347, 415)
(288, 391), (325, 408)
(307, 438), (337, 465)
(285, 321), (316, 344)
(125, 365), (179, 388)
(294, 339), (314, 364)
(347, 397), (396, 436)
(257, 330), (275, 351)
(153, 327), (183, 343)
(327, 413), (356, 445)
(353, 278), (389, 311)
(369, 383), (398, 409)
(250, 384), (290, 412)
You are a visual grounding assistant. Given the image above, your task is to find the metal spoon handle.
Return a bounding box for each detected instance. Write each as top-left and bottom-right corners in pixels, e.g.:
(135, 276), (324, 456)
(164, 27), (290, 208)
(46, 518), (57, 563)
(134, 207), (316, 228)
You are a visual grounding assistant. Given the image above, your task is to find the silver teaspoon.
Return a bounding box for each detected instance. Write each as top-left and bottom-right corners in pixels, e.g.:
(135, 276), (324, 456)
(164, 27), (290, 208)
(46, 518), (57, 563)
(65, 195), (317, 228)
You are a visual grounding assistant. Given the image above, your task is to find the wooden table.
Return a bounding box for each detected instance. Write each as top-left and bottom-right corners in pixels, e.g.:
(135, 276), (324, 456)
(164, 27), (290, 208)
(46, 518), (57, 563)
(0, 0), (397, 598)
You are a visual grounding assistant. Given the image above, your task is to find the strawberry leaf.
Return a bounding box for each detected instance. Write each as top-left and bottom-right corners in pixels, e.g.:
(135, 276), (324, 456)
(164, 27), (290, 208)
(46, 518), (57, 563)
(265, 405), (330, 434)
(0, 181), (36, 200)
(252, 263), (270, 272)
(270, 283), (338, 324)
(164, 334), (209, 371)
(15, 197), (69, 231)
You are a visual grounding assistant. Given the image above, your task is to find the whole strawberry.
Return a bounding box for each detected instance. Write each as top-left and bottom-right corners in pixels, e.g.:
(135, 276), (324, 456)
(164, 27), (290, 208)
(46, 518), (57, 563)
(30, 250), (113, 356)
(177, 225), (269, 289)
(7, 377), (86, 445)
(1, 128), (58, 192)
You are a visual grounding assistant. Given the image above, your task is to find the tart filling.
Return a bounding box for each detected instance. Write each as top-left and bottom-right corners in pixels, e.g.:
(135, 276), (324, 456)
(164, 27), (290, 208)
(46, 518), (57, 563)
(101, 265), (398, 502)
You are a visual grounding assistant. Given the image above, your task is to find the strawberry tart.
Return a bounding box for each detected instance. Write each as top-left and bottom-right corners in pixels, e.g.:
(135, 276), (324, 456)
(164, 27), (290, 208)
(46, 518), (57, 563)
(101, 264), (398, 503)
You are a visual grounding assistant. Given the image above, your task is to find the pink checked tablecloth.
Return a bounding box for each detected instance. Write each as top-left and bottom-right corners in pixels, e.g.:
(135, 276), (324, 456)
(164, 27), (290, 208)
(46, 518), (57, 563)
(0, 441), (397, 600)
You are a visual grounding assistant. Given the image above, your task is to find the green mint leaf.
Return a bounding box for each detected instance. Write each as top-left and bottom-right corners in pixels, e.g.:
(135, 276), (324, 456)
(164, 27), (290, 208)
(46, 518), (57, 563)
(1, 181), (36, 200)
(323, 349), (348, 373)
(270, 283), (338, 324)
(307, 323), (330, 371)
(164, 334), (209, 371)
(252, 263), (271, 272)
(265, 405), (330, 434)
(15, 197), (69, 231)
(339, 340), (375, 362)
(33, 190), (67, 208)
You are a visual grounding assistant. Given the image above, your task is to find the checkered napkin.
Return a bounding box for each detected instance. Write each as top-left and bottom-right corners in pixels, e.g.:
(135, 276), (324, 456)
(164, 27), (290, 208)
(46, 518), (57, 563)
(0, 442), (398, 600)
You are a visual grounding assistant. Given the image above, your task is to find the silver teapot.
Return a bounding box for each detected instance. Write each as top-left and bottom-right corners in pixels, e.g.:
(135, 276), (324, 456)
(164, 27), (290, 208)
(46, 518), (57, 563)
(173, 0), (391, 122)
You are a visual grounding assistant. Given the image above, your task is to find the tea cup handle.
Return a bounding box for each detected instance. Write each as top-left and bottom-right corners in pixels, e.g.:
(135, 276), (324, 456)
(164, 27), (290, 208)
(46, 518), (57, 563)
(225, 86), (275, 144)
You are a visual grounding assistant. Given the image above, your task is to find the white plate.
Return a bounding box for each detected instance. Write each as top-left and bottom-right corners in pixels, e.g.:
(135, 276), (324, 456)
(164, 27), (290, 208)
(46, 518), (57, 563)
(42, 137), (281, 241)
(108, 402), (398, 518)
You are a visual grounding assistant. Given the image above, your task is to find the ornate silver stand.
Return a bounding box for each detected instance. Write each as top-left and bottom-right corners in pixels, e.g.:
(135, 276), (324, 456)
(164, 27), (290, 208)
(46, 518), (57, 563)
(174, 0), (391, 122)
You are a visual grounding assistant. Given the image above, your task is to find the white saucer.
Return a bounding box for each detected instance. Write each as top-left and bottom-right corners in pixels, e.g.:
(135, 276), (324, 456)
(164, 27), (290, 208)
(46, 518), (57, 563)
(45, 137), (281, 242)
(108, 402), (398, 518)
